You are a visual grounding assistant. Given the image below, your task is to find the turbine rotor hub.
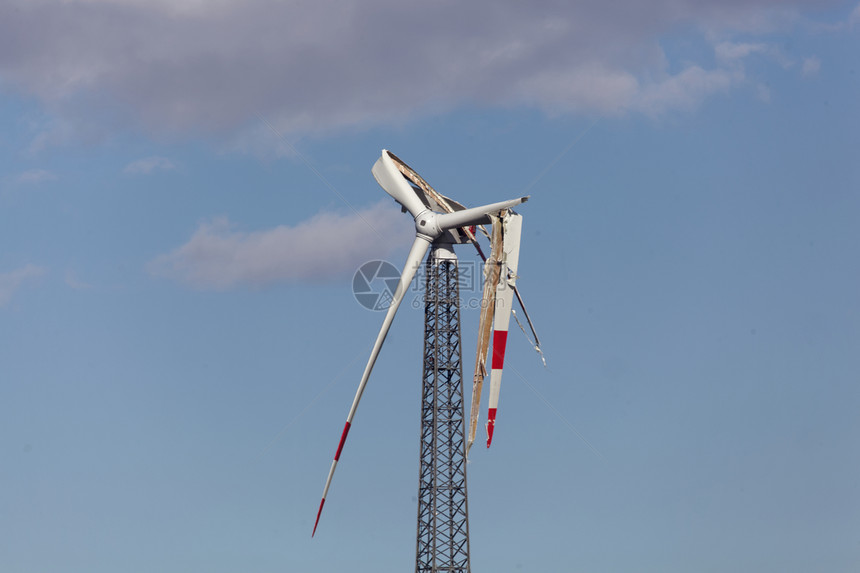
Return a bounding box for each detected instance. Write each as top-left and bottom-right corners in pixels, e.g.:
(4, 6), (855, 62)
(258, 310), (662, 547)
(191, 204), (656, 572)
(415, 210), (443, 241)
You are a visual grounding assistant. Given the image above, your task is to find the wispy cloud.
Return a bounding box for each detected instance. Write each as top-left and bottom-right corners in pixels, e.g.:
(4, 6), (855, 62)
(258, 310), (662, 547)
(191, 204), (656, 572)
(633, 66), (736, 115)
(0, 264), (47, 306)
(715, 41), (771, 63)
(64, 270), (92, 290)
(0, 0), (842, 141)
(509, 62), (740, 117)
(148, 201), (412, 289)
(16, 169), (57, 184)
(26, 116), (107, 154)
(715, 41), (794, 69)
(123, 156), (175, 175)
(801, 56), (821, 77)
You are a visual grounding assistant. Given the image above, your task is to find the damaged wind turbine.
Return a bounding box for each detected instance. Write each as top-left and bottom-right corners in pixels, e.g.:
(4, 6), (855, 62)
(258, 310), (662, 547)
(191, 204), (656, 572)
(312, 150), (528, 536)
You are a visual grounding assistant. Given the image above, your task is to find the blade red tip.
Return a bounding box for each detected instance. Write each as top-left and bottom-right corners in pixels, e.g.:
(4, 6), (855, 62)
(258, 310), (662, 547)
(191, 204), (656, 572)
(486, 408), (497, 448)
(312, 498), (325, 537)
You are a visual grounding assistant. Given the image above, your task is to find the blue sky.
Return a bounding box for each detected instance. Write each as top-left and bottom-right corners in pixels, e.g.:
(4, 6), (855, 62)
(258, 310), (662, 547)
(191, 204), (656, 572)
(1, 1), (859, 572)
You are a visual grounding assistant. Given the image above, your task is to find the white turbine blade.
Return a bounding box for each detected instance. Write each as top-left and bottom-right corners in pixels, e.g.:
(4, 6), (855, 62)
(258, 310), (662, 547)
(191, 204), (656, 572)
(436, 197), (528, 230)
(372, 150), (429, 219)
(486, 212), (523, 448)
(313, 234), (430, 536)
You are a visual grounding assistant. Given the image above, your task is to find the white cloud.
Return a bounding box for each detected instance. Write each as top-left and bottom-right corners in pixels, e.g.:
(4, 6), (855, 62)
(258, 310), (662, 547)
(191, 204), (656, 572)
(755, 82), (772, 103)
(634, 66), (737, 115)
(509, 62), (740, 117)
(223, 122), (299, 160)
(0, 0), (842, 141)
(26, 116), (109, 153)
(715, 41), (794, 70)
(64, 270), (92, 290)
(123, 156), (175, 174)
(148, 201), (413, 289)
(16, 169), (57, 184)
(0, 264), (47, 306)
(511, 64), (640, 115)
(851, 3), (860, 27)
(801, 56), (821, 76)
(715, 41), (770, 63)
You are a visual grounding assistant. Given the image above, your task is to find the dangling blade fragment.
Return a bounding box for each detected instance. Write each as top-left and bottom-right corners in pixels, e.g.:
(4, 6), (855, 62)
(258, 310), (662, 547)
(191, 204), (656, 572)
(466, 214), (504, 457)
(487, 211), (523, 448)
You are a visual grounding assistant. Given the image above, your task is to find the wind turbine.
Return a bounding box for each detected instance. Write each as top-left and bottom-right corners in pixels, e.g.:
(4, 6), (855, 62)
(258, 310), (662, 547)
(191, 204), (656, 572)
(313, 150), (528, 570)
(387, 154), (540, 456)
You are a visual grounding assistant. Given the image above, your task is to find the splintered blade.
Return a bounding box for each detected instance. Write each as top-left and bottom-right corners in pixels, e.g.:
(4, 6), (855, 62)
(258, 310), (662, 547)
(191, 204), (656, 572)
(467, 214), (504, 457)
(313, 235), (430, 536)
(372, 150), (429, 218)
(487, 212), (523, 448)
(387, 151), (468, 213)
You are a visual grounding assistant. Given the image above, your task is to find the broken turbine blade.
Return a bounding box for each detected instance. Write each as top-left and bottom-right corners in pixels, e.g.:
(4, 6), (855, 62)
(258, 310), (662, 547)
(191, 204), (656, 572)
(467, 213), (504, 457)
(486, 211), (523, 448)
(371, 150), (430, 219)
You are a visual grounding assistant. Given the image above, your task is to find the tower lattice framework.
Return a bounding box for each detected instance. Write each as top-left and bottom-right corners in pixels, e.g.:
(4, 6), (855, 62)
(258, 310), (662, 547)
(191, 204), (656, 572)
(415, 246), (471, 573)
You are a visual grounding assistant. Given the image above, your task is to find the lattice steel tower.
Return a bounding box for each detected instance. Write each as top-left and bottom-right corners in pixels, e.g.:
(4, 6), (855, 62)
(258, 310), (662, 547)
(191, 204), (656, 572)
(415, 244), (471, 573)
